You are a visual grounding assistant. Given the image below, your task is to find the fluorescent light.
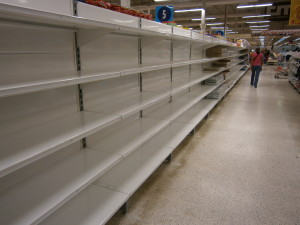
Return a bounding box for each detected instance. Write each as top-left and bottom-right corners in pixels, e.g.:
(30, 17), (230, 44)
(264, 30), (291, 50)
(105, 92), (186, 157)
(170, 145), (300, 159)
(210, 26), (229, 29)
(227, 32), (238, 34)
(251, 29), (268, 31)
(154, 0), (171, 1)
(206, 23), (224, 25)
(226, 30), (233, 32)
(243, 14), (271, 18)
(246, 21), (270, 24)
(237, 3), (272, 8)
(249, 25), (270, 28)
(175, 8), (203, 13)
(294, 38), (300, 41)
(191, 17), (216, 21)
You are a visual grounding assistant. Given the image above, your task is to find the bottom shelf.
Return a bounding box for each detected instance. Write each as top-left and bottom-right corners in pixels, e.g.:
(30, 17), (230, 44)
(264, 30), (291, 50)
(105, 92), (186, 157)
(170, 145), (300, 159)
(40, 185), (128, 225)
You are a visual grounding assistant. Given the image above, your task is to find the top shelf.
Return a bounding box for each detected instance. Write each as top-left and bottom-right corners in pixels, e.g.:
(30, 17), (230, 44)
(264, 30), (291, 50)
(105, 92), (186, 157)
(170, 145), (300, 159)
(0, 2), (237, 47)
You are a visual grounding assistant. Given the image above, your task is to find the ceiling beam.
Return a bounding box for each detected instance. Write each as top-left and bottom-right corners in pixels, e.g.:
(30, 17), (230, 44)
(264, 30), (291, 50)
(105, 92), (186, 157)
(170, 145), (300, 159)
(131, 0), (257, 11)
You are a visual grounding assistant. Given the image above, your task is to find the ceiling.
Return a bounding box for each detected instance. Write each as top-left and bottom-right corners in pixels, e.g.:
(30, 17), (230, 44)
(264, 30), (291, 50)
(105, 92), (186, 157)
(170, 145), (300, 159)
(109, 0), (298, 47)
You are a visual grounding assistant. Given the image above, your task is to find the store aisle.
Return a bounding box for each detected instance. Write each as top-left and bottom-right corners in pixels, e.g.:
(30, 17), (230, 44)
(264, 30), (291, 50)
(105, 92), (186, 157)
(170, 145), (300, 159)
(107, 66), (300, 225)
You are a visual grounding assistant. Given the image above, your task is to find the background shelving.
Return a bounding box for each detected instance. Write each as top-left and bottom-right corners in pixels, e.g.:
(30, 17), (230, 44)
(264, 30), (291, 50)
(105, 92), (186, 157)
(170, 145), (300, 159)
(0, 1), (248, 225)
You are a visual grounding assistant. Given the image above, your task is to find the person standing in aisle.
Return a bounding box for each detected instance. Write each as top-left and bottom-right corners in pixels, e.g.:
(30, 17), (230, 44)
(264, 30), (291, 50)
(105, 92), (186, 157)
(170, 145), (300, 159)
(250, 48), (264, 88)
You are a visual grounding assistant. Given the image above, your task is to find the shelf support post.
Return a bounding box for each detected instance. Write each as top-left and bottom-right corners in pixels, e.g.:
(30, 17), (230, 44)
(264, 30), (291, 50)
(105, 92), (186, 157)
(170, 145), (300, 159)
(189, 128), (195, 136)
(120, 201), (128, 214)
(73, 4), (86, 149)
(165, 153), (172, 163)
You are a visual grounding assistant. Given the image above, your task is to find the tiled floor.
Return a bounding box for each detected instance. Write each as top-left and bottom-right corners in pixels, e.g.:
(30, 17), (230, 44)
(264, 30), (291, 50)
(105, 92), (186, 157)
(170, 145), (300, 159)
(107, 66), (300, 225)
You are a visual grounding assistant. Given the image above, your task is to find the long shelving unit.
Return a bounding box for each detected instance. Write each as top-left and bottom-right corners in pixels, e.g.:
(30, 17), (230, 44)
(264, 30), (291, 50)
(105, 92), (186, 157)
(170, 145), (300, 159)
(0, 1), (248, 225)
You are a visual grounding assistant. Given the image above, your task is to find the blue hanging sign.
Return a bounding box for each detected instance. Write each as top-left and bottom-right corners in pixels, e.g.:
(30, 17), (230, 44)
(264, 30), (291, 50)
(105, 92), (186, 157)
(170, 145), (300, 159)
(214, 30), (224, 36)
(155, 6), (174, 22)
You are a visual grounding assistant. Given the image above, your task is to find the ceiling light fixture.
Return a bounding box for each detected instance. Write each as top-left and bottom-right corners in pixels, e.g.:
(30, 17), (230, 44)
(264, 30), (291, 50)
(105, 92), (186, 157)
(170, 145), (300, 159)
(249, 25), (270, 28)
(192, 17), (216, 21)
(246, 21), (270, 24)
(294, 38), (300, 41)
(251, 28), (269, 31)
(210, 26), (229, 29)
(237, 3), (272, 9)
(154, 0), (171, 1)
(242, 14), (271, 18)
(206, 23), (224, 25)
(227, 32), (238, 34)
(175, 8), (203, 13)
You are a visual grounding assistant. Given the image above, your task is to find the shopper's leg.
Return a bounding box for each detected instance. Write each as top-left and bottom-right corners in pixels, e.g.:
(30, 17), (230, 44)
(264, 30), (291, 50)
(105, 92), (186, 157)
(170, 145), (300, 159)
(254, 66), (261, 88)
(251, 68), (255, 85)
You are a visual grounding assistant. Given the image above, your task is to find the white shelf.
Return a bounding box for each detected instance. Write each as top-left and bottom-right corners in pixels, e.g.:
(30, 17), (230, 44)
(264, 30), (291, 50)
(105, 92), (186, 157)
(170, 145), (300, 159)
(175, 99), (218, 126)
(0, 111), (121, 177)
(0, 147), (125, 225)
(88, 117), (170, 158)
(86, 65), (235, 119)
(145, 85), (216, 122)
(146, 100), (218, 150)
(0, 55), (242, 98)
(0, 2), (236, 46)
(87, 89), (170, 118)
(94, 141), (173, 195)
(0, 71), (121, 98)
(39, 185), (128, 225)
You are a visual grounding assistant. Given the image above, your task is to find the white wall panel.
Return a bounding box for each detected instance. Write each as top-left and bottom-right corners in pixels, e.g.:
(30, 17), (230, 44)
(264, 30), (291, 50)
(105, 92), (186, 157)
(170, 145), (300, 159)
(142, 39), (171, 53)
(0, 0), (73, 16)
(172, 66), (190, 90)
(173, 41), (191, 62)
(191, 64), (203, 80)
(0, 54), (76, 85)
(142, 52), (171, 66)
(191, 44), (204, 60)
(83, 75), (139, 110)
(142, 69), (171, 92)
(80, 53), (138, 72)
(80, 34), (139, 72)
(80, 34), (138, 53)
(0, 86), (78, 137)
(0, 22), (76, 86)
(142, 39), (171, 66)
(0, 23), (74, 52)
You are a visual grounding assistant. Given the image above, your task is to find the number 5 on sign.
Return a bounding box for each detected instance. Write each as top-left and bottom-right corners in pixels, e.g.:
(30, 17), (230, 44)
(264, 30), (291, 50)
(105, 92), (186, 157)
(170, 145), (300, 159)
(156, 6), (174, 22)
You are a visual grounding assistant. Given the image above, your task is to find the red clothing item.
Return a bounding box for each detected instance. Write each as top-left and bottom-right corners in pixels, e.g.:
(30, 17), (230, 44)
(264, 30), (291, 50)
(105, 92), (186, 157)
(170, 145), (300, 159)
(251, 52), (263, 66)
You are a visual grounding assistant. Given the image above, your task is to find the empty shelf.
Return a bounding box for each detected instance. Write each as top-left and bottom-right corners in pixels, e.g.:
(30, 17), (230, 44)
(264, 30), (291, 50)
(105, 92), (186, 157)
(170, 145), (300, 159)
(94, 141), (173, 195)
(175, 99), (218, 126)
(147, 121), (195, 149)
(0, 111), (120, 177)
(173, 85), (217, 104)
(88, 117), (170, 158)
(0, 147), (124, 225)
(0, 71), (121, 98)
(87, 90), (170, 118)
(39, 185), (128, 225)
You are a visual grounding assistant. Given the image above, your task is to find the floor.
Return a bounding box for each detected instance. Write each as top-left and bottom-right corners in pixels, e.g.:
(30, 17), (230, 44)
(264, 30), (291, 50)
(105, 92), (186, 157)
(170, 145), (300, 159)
(107, 66), (300, 225)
